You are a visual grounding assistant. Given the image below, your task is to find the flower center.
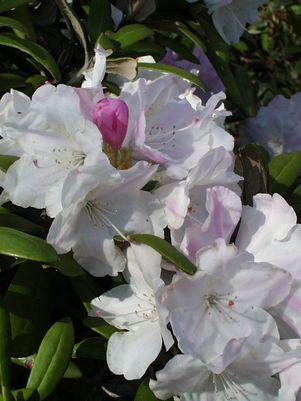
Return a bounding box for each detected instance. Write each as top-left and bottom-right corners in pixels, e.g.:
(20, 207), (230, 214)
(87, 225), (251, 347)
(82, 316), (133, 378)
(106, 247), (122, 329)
(211, 371), (255, 400)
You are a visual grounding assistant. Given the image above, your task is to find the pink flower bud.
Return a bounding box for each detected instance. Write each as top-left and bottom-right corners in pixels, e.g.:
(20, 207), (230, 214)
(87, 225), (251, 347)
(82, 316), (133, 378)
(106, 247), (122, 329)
(92, 98), (129, 150)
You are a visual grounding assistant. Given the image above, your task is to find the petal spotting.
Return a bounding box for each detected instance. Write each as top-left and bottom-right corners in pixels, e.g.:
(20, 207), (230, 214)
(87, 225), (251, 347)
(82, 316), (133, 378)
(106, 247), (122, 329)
(92, 98), (129, 150)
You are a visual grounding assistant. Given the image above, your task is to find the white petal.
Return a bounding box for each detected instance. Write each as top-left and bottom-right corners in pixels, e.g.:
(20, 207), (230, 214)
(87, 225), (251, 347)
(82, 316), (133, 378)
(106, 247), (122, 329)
(107, 323), (162, 380)
(150, 354), (210, 400)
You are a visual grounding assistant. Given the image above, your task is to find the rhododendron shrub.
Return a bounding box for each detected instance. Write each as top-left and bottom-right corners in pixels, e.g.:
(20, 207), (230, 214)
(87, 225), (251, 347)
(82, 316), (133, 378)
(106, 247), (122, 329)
(0, 1), (301, 401)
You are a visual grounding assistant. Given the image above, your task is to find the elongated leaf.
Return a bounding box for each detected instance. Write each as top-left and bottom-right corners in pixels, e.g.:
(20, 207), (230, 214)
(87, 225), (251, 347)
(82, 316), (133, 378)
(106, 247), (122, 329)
(0, 227), (58, 263)
(73, 337), (106, 360)
(175, 22), (206, 52)
(0, 156), (18, 173)
(26, 318), (74, 400)
(111, 24), (154, 48)
(0, 297), (11, 389)
(0, 208), (44, 235)
(0, 0), (31, 13)
(1, 388), (14, 401)
(115, 234), (197, 275)
(83, 317), (119, 339)
(0, 17), (31, 37)
(0, 33), (60, 80)
(138, 62), (205, 90)
(55, 0), (89, 71)
(11, 355), (82, 379)
(51, 252), (84, 277)
(88, 0), (113, 45)
(269, 152), (301, 195)
(135, 379), (160, 401)
(5, 264), (55, 356)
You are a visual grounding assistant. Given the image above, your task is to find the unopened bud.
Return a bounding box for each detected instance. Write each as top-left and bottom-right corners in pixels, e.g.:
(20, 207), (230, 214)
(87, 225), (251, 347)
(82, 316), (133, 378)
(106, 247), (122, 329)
(92, 98), (129, 150)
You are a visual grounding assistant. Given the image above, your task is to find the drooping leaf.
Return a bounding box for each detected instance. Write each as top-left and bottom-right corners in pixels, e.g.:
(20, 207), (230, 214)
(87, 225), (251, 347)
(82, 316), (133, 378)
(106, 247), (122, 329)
(88, 0), (113, 45)
(115, 234), (197, 275)
(26, 318), (74, 400)
(0, 16), (31, 37)
(0, 33), (60, 80)
(0, 207), (44, 235)
(0, 227), (58, 263)
(51, 252), (84, 277)
(110, 24), (154, 49)
(5, 263), (55, 356)
(269, 151), (301, 196)
(138, 62), (205, 90)
(55, 0), (89, 72)
(0, 297), (11, 389)
(0, 156), (18, 173)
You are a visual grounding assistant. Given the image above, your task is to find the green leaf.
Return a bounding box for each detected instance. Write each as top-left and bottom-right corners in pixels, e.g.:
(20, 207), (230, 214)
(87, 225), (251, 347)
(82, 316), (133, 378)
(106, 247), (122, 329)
(239, 144), (269, 205)
(1, 388), (14, 401)
(88, 0), (113, 45)
(115, 234), (197, 275)
(111, 24), (154, 49)
(0, 33), (60, 80)
(5, 263), (55, 356)
(0, 156), (18, 173)
(83, 317), (119, 339)
(175, 22), (206, 53)
(269, 152), (301, 195)
(0, 227), (58, 263)
(73, 337), (106, 360)
(26, 318), (74, 400)
(138, 62), (205, 90)
(63, 361), (83, 379)
(55, 0), (89, 75)
(11, 355), (82, 380)
(135, 379), (160, 401)
(0, 17), (31, 37)
(51, 253), (84, 277)
(0, 388), (35, 401)
(0, 297), (11, 389)
(0, 0), (31, 13)
(0, 207), (44, 235)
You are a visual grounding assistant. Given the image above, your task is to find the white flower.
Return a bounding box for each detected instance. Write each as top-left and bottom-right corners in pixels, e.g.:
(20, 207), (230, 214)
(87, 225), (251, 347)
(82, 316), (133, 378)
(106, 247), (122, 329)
(155, 148), (241, 237)
(90, 244), (173, 379)
(236, 193), (301, 336)
(205, 0), (266, 43)
(47, 161), (166, 276)
(150, 337), (299, 401)
(120, 77), (233, 180)
(163, 238), (291, 365)
(0, 84), (107, 217)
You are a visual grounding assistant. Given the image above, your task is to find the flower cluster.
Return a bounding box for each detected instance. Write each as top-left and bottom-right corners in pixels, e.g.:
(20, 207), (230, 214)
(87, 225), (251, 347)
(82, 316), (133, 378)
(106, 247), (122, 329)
(1, 48), (301, 400)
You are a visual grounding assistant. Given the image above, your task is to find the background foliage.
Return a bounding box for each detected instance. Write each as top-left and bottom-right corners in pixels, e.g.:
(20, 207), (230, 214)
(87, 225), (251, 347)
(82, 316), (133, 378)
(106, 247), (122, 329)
(0, 0), (300, 400)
